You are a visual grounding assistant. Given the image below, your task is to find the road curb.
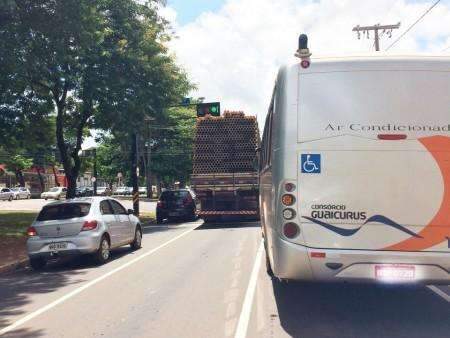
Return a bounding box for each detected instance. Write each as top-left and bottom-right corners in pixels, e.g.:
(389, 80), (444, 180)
(0, 258), (29, 275)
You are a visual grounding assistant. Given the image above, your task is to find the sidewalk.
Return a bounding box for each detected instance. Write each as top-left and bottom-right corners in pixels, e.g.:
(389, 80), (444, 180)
(0, 236), (28, 274)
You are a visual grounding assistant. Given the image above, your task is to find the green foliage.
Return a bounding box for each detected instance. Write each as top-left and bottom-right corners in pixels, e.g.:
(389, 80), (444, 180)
(4, 154), (33, 172)
(151, 106), (196, 185)
(96, 134), (131, 185)
(1, 0), (192, 197)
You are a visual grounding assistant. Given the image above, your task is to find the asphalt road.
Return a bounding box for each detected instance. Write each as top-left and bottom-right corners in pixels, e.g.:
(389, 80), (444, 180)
(0, 220), (449, 338)
(0, 198), (156, 214)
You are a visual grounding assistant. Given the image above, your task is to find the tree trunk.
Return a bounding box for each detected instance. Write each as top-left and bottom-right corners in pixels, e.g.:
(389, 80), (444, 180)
(52, 166), (60, 186)
(66, 174), (77, 199)
(36, 167), (45, 193)
(15, 170), (25, 187)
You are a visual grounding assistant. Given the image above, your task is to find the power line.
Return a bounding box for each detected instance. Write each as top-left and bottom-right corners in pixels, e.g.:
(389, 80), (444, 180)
(386, 0), (441, 51)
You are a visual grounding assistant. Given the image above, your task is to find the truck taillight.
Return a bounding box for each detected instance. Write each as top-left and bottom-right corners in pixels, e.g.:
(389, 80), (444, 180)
(82, 220), (98, 231)
(27, 226), (37, 237)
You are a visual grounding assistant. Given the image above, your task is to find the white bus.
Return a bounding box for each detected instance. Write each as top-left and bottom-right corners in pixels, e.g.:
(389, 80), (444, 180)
(260, 52), (450, 284)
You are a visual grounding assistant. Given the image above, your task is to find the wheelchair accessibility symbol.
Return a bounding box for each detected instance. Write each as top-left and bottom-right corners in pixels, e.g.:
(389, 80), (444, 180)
(301, 154), (321, 174)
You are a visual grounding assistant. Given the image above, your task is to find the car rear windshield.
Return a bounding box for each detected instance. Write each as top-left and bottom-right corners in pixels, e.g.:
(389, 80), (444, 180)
(37, 203), (91, 221)
(160, 191), (189, 201)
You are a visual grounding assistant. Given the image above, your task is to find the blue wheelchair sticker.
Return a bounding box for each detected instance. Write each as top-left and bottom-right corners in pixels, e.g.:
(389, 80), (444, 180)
(301, 154), (321, 174)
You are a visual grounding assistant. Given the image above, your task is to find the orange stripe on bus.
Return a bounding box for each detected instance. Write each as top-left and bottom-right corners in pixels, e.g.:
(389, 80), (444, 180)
(385, 136), (450, 251)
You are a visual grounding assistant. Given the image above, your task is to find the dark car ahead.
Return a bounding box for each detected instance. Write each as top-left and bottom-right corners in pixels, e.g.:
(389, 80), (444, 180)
(75, 187), (94, 197)
(156, 189), (198, 223)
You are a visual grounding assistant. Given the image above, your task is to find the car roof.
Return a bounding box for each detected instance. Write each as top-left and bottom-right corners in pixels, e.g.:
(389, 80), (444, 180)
(42, 197), (107, 207)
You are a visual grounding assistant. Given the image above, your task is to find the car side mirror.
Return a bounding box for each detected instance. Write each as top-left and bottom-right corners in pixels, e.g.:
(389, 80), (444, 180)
(127, 209), (134, 215)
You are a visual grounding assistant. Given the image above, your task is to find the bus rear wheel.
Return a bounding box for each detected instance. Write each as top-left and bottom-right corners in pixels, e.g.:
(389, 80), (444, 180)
(264, 241), (274, 278)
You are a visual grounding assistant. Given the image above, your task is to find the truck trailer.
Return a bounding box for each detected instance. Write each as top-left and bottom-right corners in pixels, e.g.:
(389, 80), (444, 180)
(191, 111), (260, 222)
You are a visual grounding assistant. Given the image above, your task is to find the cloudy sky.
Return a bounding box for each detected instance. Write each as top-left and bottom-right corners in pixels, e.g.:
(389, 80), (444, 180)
(162, 0), (450, 128)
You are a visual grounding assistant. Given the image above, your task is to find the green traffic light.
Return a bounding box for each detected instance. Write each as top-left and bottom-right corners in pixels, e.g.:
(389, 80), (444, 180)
(210, 106), (218, 113)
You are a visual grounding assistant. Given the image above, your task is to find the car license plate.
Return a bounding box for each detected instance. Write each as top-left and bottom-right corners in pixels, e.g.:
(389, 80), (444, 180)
(48, 242), (68, 251)
(169, 212), (179, 217)
(375, 265), (415, 280)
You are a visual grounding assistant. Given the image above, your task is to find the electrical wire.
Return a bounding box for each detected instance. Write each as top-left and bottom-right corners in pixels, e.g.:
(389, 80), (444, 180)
(386, 0), (441, 51)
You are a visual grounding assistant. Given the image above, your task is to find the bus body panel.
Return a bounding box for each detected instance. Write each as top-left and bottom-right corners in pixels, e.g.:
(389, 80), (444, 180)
(260, 56), (450, 283)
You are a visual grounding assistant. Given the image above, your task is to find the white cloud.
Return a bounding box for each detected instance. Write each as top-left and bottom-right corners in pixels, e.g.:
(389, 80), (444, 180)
(164, 0), (450, 127)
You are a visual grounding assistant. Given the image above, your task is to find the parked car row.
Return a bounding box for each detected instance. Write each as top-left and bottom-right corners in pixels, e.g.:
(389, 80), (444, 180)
(113, 186), (149, 196)
(0, 187), (32, 201)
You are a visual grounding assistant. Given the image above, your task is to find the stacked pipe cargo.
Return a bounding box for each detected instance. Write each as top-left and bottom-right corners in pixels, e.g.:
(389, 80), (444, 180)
(193, 111), (260, 174)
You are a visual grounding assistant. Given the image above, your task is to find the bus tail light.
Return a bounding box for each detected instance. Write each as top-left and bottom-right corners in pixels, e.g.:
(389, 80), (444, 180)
(282, 208), (296, 220)
(284, 183), (296, 192)
(311, 252), (326, 258)
(281, 194), (295, 206)
(377, 134), (407, 140)
(283, 222), (300, 238)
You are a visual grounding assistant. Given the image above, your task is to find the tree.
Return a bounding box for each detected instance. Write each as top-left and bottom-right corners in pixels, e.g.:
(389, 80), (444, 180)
(1, 0), (191, 198)
(150, 106), (196, 188)
(3, 154), (33, 187)
(95, 134), (131, 188)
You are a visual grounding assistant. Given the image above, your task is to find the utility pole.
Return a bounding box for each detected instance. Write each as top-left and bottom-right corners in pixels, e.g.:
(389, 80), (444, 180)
(352, 23), (401, 51)
(130, 133), (139, 216)
(144, 115), (155, 199)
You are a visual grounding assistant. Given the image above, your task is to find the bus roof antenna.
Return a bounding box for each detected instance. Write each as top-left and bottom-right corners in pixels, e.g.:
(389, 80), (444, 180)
(295, 34), (312, 59)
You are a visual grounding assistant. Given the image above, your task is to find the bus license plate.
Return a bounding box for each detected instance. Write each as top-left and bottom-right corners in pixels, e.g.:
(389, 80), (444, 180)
(375, 265), (415, 280)
(48, 242), (68, 251)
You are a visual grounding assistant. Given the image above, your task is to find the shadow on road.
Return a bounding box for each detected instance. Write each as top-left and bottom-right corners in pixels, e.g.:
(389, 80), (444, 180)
(196, 220), (260, 230)
(0, 264), (86, 337)
(272, 279), (450, 338)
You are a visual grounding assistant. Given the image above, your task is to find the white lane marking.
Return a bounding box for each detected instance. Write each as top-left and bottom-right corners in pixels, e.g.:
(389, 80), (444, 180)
(0, 225), (199, 336)
(234, 240), (264, 338)
(427, 285), (450, 303)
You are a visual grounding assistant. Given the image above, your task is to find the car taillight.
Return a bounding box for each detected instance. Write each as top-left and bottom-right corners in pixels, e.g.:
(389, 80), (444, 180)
(27, 226), (37, 237)
(82, 220), (98, 231)
(157, 201), (165, 208)
(183, 196), (193, 206)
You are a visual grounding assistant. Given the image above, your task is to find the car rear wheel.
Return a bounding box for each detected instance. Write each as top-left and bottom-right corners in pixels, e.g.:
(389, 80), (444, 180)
(130, 227), (142, 250)
(156, 213), (163, 224)
(8, 195), (13, 202)
(30, 257), (47, 270)
(94, 236), (110, 265)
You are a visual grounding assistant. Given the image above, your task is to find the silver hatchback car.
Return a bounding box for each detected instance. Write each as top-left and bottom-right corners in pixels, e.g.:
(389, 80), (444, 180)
(27, 197), (143, 270)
